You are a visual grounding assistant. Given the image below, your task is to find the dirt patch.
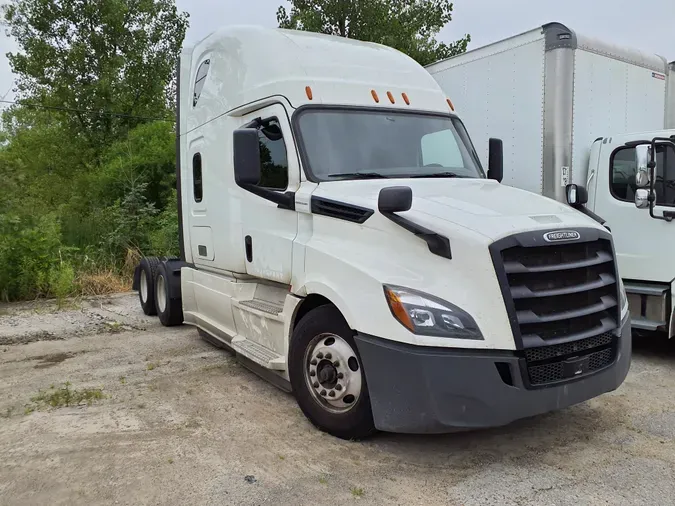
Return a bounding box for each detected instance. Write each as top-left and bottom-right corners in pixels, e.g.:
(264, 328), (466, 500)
(1, 294), (675, 505)
(32, 352), (79, 369)
(0, 329), (64, 346)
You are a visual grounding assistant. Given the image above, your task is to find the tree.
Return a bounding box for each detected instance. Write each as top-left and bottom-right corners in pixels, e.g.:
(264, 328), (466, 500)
(2, 0), (189, 144)
(276, 0), (470, 66)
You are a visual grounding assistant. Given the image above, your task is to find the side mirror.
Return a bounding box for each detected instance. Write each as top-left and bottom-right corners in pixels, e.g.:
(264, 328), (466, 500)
(566, 184), (588, 206)
(487, 138), (503, 182)
(635, 188), (651, 209)
(379, 186), (412, 213)
(233, 128), (261, 186)
(635, 145), (651, 188)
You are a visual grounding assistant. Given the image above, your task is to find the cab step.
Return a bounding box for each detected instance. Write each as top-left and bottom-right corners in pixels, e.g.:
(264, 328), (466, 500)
(239, 298), (284, 315)
(231, 336), (286, 370)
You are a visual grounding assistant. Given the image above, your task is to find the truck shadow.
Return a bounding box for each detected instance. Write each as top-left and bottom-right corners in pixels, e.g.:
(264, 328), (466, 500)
(631, 332), (675, 359)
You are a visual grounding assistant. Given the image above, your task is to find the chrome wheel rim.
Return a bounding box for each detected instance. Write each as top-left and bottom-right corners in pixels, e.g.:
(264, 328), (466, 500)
(304, 333), (362, 413)
(156, 275), (167, 313)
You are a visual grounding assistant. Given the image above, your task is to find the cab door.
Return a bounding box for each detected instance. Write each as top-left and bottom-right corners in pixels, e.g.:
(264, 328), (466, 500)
(237, 103), (300, 285)
(592, 137), (675, 329)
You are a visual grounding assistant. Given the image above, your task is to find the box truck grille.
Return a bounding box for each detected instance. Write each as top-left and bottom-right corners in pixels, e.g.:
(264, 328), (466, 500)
(490, 230), (621, 387)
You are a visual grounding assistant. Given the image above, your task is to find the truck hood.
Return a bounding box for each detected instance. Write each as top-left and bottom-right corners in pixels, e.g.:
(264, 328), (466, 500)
(313, 178), (601, 241)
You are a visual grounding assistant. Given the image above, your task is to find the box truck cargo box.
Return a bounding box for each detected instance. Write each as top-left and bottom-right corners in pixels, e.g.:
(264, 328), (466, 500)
(428, 22), (675, 337)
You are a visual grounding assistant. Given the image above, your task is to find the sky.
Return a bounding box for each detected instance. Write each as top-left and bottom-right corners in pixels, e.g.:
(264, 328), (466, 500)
(0, 0), (673, 104)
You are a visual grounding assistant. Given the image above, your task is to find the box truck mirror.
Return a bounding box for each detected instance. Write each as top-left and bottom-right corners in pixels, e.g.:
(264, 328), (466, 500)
(488, 138), (503, 182)
(233, 128), (262, 186)
(566, 184), (588, 206)
(635, 188), (651, 209)
(635, 145), (651, 188)
(378, 186), (413, 213)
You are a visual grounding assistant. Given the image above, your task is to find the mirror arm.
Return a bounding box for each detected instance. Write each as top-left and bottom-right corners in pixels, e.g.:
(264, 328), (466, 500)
(571, 205), (606, 226)
(646, 137), (675, 222)
(240, 183), (296, 210)
(381, 211), (452, 259)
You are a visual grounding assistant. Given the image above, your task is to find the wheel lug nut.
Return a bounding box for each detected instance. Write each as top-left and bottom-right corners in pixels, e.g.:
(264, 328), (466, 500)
(313, 382), (319, 388)
(320, 389), (327, 396)
(328, 391), (336, 397)
(310, 370), (316, 377)
(333, 360), (340, 367)
(335, 384), (342, 391)
(337, 373), (344, 379)
(310, 359), (317, 366)
(317, 352), (324, 359)
(325, 353), (332, 359)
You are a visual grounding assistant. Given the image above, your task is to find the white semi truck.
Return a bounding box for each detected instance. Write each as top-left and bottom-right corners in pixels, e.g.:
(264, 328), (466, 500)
(134, 26), (630, 439)
(427, 22), (675, 337)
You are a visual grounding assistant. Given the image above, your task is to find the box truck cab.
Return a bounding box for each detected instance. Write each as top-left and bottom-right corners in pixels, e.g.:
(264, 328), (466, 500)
(135, 26), (630, 439)
(427, 23), (675, 338)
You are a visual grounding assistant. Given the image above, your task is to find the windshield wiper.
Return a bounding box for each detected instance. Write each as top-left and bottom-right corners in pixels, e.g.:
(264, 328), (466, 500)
(327, 172), (389, 179)
(411, 172), (461, 178)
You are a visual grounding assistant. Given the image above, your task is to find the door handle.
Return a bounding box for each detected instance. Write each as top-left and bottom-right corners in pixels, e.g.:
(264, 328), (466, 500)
(245, 235), (253, 262)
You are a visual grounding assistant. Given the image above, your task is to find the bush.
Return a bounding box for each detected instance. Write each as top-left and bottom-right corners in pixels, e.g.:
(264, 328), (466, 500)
(49, 262), (75, 307)
(148, 189), (180, 257)
(0, 120), (179, 301)
(0, 213), (76, 301)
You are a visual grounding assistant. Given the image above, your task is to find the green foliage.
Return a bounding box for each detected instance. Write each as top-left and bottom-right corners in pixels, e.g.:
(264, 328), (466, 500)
(149, 189), (180, 257)
(0, 213), (77, 301)
(3, 0), (189, 143)
(0, 1), (187, 301)
(277, 0), (470, 65)
(49, 262), (76, 307)
(30, 382), (104, 409)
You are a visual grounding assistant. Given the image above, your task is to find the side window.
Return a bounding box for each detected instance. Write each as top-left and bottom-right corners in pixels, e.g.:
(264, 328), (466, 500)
(421, 129), (464, 168)
(193, 59), (210, 107)
(193, 153), (203, 202)
(611, 145), (675, 206)
(257, 118), (289, 190)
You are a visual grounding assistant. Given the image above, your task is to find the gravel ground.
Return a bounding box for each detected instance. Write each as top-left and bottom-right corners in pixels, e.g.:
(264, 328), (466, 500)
(1, 294), (675, 505)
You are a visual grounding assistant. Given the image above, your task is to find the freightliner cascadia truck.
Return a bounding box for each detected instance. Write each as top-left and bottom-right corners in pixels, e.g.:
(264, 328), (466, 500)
(134, 26), (631, 439)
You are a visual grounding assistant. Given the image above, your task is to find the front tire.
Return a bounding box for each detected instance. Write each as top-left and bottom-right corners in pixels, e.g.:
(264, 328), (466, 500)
(154, 263), (183, 327)
(289, 305), (376, 440)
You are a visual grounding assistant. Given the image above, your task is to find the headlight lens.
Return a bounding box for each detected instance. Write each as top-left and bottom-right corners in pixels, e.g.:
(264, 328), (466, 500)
(383, 285), (483, 340)
(618, 277), (628, 319)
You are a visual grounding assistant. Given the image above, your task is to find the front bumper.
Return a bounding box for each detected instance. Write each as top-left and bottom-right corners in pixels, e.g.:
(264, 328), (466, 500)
(354, 316), (632, 434)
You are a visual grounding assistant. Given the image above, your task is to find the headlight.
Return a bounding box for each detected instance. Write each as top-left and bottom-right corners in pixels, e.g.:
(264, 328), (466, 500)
(383, 285), (483, 340)
(618, 277), (628, 319)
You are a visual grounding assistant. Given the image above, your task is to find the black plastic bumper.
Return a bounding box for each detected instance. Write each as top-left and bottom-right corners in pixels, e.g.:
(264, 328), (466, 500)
(354, 317), (632, 434)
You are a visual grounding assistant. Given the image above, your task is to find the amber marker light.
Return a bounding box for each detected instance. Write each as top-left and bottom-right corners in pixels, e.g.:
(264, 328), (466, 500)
(384, 286), (414, 332)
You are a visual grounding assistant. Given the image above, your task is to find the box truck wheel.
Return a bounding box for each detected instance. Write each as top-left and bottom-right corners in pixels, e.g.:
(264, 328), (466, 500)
(138, 257), (160, 316)
(154, 263), (183, 327)
(289, 305), (376, 440)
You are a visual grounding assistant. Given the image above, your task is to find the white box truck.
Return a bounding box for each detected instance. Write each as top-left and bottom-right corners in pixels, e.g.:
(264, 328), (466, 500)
(427, 22), (675, 337)
(133, 26), (630, 439)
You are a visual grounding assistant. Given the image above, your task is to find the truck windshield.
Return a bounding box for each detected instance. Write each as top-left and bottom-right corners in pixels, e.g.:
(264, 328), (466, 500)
(295, 109), (485, 181)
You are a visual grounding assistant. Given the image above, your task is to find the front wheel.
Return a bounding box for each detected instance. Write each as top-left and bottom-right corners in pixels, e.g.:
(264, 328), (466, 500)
(289, 305), (376, 440)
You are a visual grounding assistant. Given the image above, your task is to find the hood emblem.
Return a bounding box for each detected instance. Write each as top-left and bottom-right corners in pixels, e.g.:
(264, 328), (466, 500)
(543, 230), (581, 242)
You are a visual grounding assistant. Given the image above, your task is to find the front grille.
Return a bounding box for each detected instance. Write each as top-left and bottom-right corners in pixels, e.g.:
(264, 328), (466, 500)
(499, 237), (620, 346)
(491, 229), (622, 388)
(527, 344), (616, 386)
(524, 332), (613, 362)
